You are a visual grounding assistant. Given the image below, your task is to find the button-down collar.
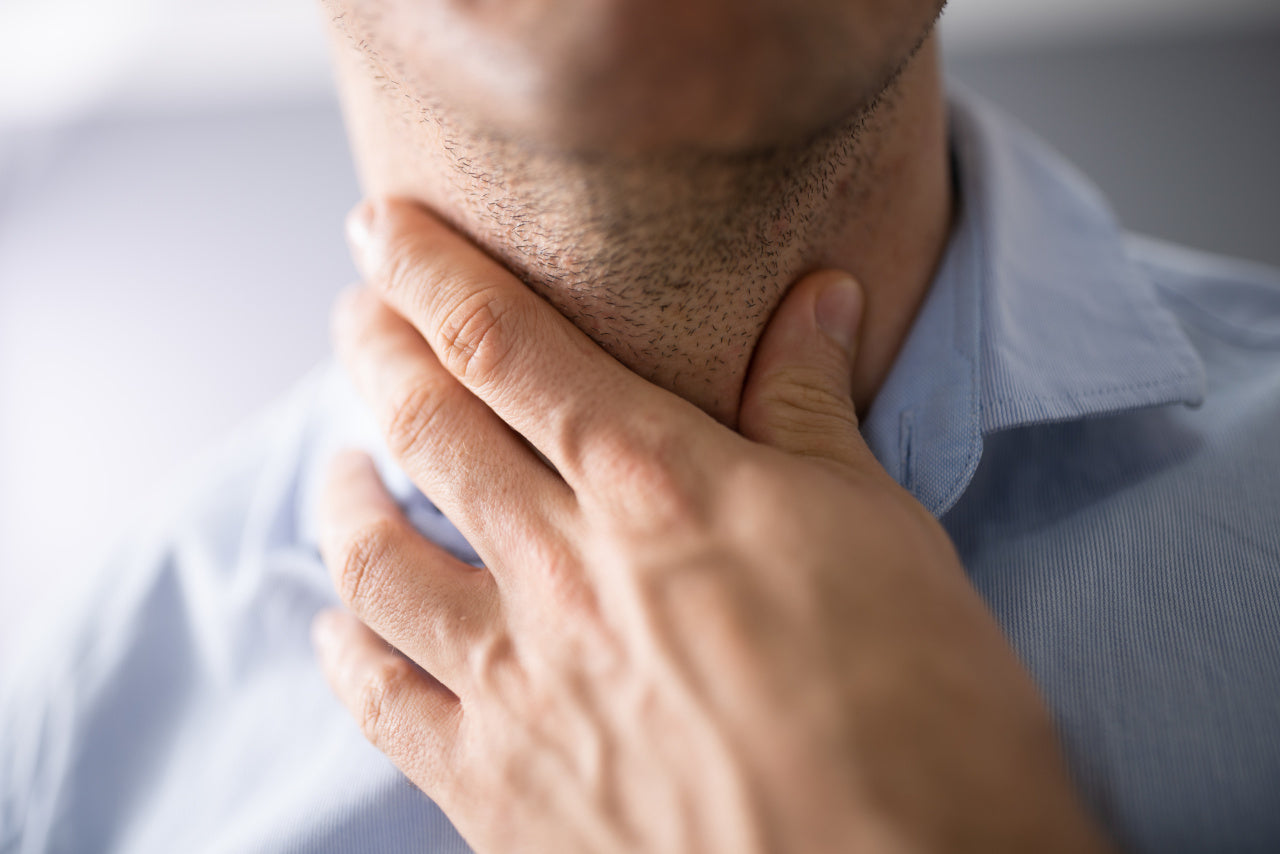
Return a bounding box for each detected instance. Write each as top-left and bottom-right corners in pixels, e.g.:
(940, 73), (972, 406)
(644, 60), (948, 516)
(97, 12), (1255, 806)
(861, 91), (1206, 517)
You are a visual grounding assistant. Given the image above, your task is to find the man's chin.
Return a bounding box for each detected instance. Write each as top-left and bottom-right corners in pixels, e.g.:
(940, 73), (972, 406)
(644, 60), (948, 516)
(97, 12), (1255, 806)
(321, 0), (936, 158)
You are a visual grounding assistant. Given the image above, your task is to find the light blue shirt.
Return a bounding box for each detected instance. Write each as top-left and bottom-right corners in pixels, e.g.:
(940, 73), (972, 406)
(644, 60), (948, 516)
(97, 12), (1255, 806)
(4, 92), (1279, 853)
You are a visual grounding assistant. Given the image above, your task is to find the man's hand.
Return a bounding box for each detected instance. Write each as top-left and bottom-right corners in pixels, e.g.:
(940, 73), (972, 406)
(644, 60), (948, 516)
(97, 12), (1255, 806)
(312, 199), (1112, 853)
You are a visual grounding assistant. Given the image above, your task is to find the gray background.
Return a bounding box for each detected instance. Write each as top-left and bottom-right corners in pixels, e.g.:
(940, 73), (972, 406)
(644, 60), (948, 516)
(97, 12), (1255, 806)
(947, 29), (1280, 269)
(1, 20), (1277, 657)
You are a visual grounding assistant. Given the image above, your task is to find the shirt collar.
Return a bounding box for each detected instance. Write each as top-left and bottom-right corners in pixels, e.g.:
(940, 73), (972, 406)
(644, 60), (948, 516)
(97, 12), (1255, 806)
(861, 90), (1206, 518)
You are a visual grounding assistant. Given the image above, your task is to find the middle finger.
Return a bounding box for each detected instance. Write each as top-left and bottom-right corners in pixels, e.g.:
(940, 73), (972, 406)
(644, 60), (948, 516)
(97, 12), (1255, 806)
(334, 286), (578, 580)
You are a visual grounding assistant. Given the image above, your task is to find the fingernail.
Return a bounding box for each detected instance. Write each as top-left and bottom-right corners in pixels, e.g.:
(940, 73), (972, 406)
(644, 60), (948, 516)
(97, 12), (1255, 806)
(345, 200), (378, 273)
(814, 274), (863, 356)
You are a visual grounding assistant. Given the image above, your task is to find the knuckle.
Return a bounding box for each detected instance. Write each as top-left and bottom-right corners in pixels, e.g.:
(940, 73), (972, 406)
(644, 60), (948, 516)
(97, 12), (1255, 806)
(525, 537), (595, 616)
(467, 629), (517, 684)
(758, 370), (853, 423)
(591, 420), (708, 532)
(336, 518), (402, 610)
(384, 379), (449, 461)
(755, 384), (856, 447)
(356, 656), (416, 747)
(436, 285), (516, 386)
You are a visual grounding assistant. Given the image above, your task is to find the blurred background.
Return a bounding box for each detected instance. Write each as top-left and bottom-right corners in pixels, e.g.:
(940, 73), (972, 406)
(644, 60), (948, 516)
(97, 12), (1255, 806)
(2, 0), (1278, 661)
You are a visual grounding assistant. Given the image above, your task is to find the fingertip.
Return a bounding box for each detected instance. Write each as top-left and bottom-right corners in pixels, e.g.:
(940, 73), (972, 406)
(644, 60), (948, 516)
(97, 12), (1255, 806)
(311, 611), (393, 711)
(319, 448), (402, 562)
(311, 608), (347, 664)
(311, 609), (380, 693)
(811, 273), (864, 358)
(325, 448), (400, 512)
(329, 446), (379, 481)
(356, 197), (434, 253)
(331, 284), (372, 344)
(757, 268), (862, 357)
(323, 447), (382, 504)
(348, 197), (432, 279)
(743, 267), (860, 393)
(345, 200), (379, 275)
(737, 267), (865, 459)
(377, 196), (423, 223)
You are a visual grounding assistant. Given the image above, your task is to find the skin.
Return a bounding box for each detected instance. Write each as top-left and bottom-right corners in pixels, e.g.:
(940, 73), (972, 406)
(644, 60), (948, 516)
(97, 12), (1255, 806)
(312, 201), (1114, 852)
(311, 0), (1115, 849)
(321, 0), (952, 422)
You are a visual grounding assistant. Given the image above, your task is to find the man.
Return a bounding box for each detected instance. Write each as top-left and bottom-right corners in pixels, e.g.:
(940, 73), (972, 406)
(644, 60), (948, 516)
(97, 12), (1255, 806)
(3, 0), (1279, 851)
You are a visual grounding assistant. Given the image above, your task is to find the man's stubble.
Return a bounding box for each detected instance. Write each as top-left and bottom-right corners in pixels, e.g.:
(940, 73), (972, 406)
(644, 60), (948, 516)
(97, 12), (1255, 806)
(330, 19), (940, 423)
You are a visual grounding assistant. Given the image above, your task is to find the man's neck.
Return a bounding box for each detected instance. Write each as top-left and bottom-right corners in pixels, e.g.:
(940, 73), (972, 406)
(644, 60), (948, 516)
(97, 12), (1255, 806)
(813, 39), (951, 418)
(338, 35), (951, 424)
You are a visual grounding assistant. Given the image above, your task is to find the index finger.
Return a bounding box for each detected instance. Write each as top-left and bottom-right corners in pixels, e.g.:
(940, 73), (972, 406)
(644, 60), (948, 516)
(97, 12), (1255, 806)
(346, 198), (690, 485)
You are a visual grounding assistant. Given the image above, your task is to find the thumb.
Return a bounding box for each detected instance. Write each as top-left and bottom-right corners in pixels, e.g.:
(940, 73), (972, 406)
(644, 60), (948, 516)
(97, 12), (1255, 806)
(738, 270), (879, 477)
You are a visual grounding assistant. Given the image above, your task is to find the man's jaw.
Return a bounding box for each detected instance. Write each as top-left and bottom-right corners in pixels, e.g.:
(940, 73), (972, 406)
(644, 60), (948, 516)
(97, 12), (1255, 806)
(330, 24), (952, 427)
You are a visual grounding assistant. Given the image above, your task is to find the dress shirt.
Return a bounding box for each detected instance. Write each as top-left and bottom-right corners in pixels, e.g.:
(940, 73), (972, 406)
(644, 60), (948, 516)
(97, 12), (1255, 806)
(3, 91), (1279, 853)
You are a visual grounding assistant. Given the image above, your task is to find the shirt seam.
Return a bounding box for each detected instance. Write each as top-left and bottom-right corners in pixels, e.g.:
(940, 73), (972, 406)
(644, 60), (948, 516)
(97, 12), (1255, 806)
(932, 100), (988, 517)
(984, 373), (1199, 409)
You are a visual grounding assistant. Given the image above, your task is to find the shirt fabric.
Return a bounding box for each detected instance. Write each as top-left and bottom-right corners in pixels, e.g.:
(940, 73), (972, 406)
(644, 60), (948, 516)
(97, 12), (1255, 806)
(3, 91), (1279, 853)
